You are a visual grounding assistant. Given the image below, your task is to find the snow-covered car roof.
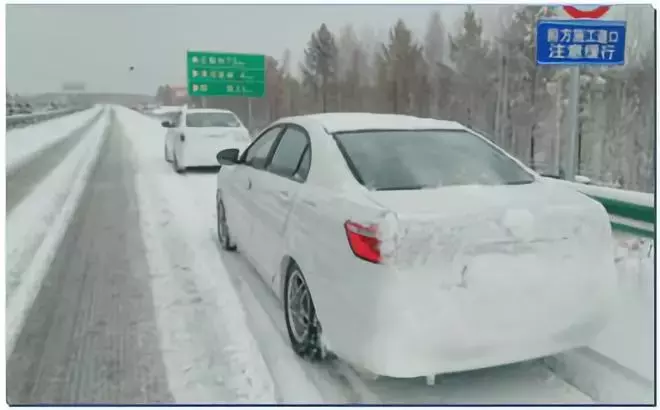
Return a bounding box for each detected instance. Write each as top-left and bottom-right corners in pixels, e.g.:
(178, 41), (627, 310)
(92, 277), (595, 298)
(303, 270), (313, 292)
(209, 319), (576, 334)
(184, 108), (236, 115)
(278, 113), (467, 134)
(151, 106), (182, 115)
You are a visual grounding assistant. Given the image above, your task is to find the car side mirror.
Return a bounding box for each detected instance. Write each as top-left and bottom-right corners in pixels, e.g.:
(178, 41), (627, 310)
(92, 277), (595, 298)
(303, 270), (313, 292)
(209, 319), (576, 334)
(216, 148), (241, 165)
(161, 120), (172, 128)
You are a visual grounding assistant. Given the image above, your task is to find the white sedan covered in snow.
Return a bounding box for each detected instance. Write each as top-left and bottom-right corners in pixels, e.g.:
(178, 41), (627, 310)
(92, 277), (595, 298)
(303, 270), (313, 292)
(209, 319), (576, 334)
(163, 107), (251, 172)
(214, 113), (618, 379)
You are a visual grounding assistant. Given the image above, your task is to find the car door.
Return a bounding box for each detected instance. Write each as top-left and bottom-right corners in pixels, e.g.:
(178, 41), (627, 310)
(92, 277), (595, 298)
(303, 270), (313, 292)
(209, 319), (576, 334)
(248, 124), (312, 284)
(172, 112), (187, 162)
(223, 125), (284, 253)
(166, 111), (182, 156)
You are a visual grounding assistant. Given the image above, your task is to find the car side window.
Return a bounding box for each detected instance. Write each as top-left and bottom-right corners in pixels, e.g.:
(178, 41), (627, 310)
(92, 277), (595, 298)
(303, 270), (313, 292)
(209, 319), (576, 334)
(294, 146), (311, 181)
(267, 126), (310, 182)
(243, 126), (282, 169)
(171, 112), (182, 127)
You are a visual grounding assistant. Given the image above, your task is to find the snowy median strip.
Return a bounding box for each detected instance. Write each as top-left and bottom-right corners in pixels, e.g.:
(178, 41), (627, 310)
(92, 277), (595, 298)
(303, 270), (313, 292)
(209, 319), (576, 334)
(5, 106), (111, 355)
(115, 106), (277, 403)
(6, 105), (103, 175)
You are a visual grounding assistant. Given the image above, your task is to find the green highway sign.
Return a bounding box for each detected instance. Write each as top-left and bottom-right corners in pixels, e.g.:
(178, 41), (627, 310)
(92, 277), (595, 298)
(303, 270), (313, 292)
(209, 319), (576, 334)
(187, 51), (265, 98)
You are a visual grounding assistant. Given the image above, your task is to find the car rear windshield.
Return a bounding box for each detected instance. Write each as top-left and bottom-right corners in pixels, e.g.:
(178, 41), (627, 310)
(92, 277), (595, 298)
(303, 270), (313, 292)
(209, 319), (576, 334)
(186, 112), (241, 128)
(334, 129), (535, 191)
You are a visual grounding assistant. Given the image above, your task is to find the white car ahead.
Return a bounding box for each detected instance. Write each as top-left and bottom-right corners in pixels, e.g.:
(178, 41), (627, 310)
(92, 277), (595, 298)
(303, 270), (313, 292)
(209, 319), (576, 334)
(214, 113), (617, 379)
(163, 107), (251, 172)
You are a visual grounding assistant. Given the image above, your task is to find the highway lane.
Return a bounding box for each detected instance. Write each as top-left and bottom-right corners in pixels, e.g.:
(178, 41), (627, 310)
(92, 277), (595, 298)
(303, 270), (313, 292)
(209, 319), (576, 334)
(6, 111), (103, 214)
(6, 116), (174, 404)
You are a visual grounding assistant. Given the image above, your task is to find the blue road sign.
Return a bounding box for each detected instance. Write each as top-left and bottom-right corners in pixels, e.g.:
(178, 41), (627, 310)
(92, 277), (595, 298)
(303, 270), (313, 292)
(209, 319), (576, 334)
(536, 19), (626, 66)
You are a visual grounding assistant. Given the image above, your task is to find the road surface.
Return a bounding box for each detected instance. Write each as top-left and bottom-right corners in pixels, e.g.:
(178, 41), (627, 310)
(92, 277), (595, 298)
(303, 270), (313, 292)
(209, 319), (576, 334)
(7, 116), (173, 404)
(4, 106), (654, 405)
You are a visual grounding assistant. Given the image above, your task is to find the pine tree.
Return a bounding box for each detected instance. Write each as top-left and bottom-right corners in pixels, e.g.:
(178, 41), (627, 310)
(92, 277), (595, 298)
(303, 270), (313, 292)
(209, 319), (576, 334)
(380, 19), (422, 114)
(424, 11), (447, 117)
(301, 23), (339, 113)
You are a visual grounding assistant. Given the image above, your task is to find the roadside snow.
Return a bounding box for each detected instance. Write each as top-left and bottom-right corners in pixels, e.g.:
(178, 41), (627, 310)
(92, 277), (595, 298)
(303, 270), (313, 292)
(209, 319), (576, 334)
(115, 106), (277, 404)
(5, 106), (110, 355)
(588, 233), (654, 381)
(542, 177), (654, 208)
(6, 105), (102, 173)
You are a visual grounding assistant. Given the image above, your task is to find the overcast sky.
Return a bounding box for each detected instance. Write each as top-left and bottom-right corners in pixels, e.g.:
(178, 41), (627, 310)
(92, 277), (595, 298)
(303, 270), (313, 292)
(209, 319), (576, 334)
(6, 4), (475, 95)
(6, 4), (651, 96)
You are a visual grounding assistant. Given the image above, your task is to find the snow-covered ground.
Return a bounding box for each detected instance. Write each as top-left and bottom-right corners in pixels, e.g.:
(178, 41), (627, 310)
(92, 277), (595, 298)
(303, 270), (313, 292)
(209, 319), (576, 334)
(6, 105), (102, 173)
(116, 108), (277, 404)
(114, 105), (655, 404)
(5, 106), (111, 354)
(590, 233), (654, 381)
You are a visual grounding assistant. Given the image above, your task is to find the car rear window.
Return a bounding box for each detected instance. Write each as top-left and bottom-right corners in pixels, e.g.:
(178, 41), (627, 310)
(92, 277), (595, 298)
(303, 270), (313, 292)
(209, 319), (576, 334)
(186, 112), (241, 128)
(334, 129), (535, 191)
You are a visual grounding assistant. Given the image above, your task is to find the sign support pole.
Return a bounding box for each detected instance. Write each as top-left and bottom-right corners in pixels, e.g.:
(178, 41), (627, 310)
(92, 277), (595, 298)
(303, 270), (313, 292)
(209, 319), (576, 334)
(247, 98), (253, 132)
(565, 65), (580, 182)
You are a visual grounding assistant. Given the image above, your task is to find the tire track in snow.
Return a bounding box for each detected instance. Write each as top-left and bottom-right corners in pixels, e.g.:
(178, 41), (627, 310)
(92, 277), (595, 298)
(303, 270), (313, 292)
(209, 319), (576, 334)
(6, 110), (103, 214)
(7, 109), (174, 404)
(118, 114), (277, 404)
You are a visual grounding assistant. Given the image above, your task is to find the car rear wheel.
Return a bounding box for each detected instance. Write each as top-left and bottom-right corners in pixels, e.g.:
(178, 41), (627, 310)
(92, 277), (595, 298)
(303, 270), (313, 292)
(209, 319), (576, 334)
(216, 198), (236, 251)
(284, 263), (325, 361)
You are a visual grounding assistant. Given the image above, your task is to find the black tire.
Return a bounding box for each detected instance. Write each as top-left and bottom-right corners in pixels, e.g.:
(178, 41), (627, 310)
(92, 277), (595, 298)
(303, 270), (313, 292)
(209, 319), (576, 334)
(216, 198), (236, 251)
(283, 263), (326, 361)
(173, 153), (185, 174)
(164, 144), (172, 162)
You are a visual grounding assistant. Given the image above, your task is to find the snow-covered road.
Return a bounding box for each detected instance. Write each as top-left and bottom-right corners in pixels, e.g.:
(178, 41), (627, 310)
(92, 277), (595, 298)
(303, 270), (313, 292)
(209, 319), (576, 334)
(5, 105), (654, 404)
(117, 107), (598, 404)
(6, 106), (103, 174)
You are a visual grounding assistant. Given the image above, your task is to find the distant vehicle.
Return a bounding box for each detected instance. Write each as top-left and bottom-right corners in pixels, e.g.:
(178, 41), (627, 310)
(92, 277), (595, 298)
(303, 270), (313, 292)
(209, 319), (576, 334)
(162, 107), (250, 172)
(213, 112), (618, 379)
(15, 103), (32, 114)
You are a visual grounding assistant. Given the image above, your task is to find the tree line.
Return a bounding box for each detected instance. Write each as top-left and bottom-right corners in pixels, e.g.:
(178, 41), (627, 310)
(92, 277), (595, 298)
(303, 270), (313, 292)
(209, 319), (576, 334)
(157, 5), (655, 193)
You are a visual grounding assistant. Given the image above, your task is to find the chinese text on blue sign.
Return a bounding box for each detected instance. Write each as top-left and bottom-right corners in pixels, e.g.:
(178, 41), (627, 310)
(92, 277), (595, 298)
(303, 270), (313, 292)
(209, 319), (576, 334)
(536, 20), (626, 65)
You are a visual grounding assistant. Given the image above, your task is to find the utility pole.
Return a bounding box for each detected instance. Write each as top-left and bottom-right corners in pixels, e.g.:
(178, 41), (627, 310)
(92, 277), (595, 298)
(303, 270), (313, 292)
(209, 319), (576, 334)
(247, 98), (253, 132)
(564, 66), (580, 181)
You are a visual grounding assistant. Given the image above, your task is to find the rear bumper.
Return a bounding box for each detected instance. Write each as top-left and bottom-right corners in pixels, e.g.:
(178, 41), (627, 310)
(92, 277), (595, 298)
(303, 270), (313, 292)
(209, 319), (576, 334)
(316, 249), (618, 378)
(181, 141), (246, 168)
(180, 148), (221, 168)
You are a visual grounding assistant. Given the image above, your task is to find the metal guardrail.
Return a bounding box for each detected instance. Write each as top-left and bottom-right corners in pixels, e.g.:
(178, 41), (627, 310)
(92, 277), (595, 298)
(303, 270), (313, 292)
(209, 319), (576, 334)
(6, 107), (88, 130)
(544, 177), (655, 239)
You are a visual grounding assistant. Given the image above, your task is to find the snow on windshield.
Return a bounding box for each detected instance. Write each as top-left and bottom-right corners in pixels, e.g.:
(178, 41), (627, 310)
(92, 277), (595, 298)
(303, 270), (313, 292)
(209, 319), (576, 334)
(334, 129), (535, 191)
(186, 112), (241, 128)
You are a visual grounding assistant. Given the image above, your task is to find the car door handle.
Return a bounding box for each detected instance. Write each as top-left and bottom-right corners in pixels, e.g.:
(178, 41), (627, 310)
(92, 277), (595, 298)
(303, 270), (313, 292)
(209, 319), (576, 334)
(247, 178), (252, 190)
(277, 190), (290, 200)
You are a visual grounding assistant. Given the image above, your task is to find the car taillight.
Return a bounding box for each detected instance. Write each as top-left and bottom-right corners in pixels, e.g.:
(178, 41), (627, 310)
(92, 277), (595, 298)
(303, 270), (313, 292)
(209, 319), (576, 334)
(344, 221), (381, 264)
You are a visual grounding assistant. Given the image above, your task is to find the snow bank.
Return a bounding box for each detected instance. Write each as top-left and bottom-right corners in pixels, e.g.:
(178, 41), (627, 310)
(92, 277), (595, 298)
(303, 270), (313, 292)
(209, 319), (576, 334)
(542, 177), (654, 208)
(6, 105), (103, 173)
(114, 106), (277, 404)
(587, 233), (654, 381)
(5, 106), (110, 355)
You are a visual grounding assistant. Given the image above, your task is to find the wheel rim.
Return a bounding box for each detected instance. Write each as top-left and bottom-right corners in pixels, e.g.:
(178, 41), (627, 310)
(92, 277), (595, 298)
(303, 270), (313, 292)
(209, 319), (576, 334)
(217, 201), (227, 243)
(287, 269), (312, 343)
